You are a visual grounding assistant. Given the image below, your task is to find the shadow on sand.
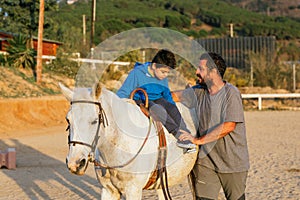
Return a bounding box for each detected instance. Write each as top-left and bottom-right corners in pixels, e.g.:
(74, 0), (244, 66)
(0, 138), (101, 199)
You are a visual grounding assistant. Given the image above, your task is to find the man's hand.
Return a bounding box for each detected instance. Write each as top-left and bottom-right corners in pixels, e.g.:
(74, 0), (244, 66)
(179, 129), (196, 144)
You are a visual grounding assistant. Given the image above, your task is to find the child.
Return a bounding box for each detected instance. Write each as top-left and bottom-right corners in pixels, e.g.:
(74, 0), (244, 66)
(117, 49), (196, 152)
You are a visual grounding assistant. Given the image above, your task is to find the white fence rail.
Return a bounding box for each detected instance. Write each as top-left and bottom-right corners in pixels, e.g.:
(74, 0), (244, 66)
(41, 55), (131, 66)
(70, 58), (130, 66)
(242, 93), (300, 110)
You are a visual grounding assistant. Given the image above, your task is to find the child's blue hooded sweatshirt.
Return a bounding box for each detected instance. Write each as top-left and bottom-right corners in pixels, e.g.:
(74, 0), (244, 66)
(116, 62), (175, 104)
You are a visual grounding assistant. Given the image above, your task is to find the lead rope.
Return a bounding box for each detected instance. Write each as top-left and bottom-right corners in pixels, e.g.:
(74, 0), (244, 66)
(163, 164), (172, 200)
(159, 133), (172, 200)
(153, 121), (172, 200)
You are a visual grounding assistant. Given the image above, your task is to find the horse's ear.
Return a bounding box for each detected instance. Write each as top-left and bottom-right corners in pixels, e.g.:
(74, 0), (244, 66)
(59, 82), (73, 101)
(92, 82), (102, 99)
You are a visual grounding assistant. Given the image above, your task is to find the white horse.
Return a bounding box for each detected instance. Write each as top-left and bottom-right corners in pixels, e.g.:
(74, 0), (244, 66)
(59, 83), (198, 200)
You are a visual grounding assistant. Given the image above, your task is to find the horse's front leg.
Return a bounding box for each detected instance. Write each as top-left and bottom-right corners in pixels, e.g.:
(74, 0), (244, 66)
(101, 187), (121, 200)
(124, 186), (143, 200)
(156, 189), (165, 200)
(95, 169), (121, 200)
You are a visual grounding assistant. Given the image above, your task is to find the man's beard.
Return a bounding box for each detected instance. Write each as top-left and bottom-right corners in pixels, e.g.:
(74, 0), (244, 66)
(196, 74), (207, 88)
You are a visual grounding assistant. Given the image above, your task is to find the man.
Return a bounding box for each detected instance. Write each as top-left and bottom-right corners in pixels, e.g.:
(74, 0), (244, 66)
(179, 52), (250, 199)
(117, 49), (196, 151)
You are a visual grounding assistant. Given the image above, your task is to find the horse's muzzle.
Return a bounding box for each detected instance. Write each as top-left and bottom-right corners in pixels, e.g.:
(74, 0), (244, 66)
(66, 157), (88, 175)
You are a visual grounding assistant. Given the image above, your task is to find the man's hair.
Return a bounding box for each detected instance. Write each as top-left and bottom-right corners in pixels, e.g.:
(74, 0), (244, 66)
(152, 49), (176, 69)
(200, 52), (227, 78)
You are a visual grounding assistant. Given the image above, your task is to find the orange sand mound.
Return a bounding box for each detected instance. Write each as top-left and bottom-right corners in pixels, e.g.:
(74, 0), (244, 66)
(0, 96), (69, 137)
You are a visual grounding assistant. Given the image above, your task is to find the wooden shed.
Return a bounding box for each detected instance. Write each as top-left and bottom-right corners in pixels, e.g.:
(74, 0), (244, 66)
(0, 30), (62, 56)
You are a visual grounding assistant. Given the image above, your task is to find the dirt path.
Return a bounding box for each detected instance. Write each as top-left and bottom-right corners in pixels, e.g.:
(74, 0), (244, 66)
(0, 97), (299, 199)
(0, 125), (193, 200)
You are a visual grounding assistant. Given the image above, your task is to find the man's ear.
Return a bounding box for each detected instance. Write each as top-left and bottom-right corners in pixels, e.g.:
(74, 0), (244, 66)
(210, 68), (220, 77)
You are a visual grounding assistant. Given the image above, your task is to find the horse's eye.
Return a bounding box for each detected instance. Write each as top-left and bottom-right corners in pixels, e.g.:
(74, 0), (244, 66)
(91, 119), (98, 125)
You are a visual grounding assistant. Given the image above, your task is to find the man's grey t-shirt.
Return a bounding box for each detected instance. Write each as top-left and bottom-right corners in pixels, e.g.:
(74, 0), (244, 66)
(187, 83), (250, 173)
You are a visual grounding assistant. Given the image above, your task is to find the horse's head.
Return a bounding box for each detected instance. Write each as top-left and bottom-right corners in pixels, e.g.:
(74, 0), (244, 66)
(59, 83), (104, 175)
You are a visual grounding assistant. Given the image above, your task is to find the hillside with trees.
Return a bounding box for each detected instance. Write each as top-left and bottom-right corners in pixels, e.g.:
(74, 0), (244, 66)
(1, 0), (299, 55)
(224, 0), (300, 19)
(51, 0), (300, 60)
(0, 0), (299, 97)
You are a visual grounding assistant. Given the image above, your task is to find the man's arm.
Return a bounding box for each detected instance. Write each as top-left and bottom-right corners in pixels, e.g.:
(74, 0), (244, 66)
(179, 121), (236, 145)
(172, 87), (200, 108)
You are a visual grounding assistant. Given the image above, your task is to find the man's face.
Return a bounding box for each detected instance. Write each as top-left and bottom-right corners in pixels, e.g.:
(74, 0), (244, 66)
(196, 59), (209, 85)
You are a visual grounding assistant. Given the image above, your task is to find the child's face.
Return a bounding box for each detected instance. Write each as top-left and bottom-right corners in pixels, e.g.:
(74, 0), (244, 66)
(153, 64), (171, 80)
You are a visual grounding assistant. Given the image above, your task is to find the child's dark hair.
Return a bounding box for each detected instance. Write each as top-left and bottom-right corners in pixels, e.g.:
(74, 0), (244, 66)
(152, 49), (176, 69)
(200, 52), (227, 78)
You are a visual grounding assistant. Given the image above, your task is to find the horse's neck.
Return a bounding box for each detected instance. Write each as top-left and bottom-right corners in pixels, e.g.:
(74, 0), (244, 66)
(99, 88), (123, 121)
(100, 88), (146, 123)
(98, 88), (153, 152)
(98, 89), (138, 138)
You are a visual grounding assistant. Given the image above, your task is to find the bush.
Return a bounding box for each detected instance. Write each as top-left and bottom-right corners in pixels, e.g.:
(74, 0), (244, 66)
(102, 19), (133, 34)
(184, 30), (199, 38)
(210, 27), (225, 36)
(45, 52), (79, 79)
(0, 54), (8, 66)
(224, 67), (249, 87)
(164, 15), (182, 28)
(198, 29), (208, 38)
(248, 51), (293, 90)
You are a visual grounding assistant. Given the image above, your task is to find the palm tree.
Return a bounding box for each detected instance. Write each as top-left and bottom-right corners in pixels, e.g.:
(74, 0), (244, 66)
(6, 34), (37, 76)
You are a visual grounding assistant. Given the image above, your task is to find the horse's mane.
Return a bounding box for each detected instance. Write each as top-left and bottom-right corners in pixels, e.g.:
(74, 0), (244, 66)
(100, 88), (152, 138)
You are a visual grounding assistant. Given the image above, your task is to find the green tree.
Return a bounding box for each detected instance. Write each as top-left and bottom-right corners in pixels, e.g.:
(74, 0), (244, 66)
(0, 0), (57, 39)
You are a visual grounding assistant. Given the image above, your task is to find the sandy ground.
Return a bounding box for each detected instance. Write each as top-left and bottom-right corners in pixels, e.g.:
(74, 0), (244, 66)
(0, 97), (299, 200)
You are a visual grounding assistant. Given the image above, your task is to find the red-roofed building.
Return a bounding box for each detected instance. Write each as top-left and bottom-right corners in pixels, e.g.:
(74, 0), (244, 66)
(0, 31), (62, 56)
